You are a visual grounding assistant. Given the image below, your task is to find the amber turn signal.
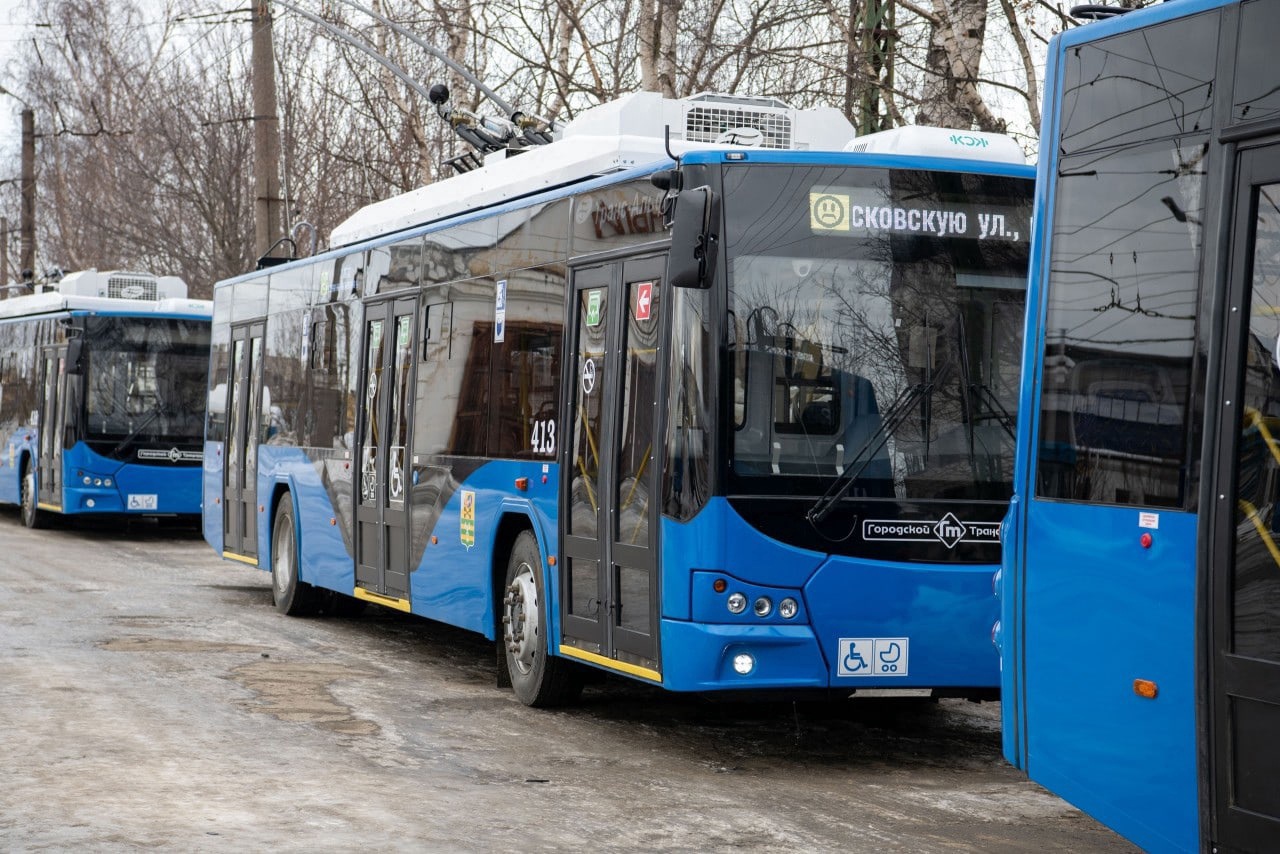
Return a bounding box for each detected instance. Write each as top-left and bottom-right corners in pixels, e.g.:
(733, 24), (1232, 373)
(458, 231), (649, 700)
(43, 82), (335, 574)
(1134, 678), (1158, 699)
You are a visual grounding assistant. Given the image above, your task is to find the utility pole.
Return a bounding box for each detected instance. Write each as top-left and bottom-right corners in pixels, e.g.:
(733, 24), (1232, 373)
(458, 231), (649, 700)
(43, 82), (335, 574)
(856, 0), (895, 136)
(251, 0), (284, 260)
(1, 216), (9, 290)
(20, 107), (35, 278)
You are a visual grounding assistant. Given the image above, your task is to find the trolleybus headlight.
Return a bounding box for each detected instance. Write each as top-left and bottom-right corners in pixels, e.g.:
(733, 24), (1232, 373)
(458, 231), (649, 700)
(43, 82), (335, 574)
(94, 478), (102, 486)
(778, 597), (798, 619)
(83, 476), (92, 485)
(727, 593), (747, 614)
(753, 596), (773, 618)
(732, 653), (755, 675)
(103, 478), (112, 487)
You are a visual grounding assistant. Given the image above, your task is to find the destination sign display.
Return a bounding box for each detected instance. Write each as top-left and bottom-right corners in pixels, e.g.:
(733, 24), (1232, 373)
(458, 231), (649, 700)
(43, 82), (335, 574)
(809, 187), (1030, 243)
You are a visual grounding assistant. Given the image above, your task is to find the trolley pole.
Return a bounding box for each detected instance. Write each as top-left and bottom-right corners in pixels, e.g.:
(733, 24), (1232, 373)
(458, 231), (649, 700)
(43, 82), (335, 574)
(251, 0), (284, 260)
(19, 107), (35, 279)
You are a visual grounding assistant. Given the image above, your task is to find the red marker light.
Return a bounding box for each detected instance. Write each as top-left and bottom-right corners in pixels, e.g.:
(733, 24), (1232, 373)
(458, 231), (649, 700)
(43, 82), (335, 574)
(1140, 532), (1153, 549)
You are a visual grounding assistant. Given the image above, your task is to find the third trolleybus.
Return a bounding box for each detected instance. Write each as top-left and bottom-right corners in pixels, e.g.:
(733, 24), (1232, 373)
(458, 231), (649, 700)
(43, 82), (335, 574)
(205, 91), (1034, 705)
(0, 268), (211, 527)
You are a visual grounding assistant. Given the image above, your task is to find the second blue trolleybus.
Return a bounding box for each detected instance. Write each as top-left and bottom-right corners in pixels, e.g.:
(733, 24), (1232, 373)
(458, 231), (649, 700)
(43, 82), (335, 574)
(0, 268), (212, 527)
(1001, 0), (1280, 851)
(206, 92), (1034, 704)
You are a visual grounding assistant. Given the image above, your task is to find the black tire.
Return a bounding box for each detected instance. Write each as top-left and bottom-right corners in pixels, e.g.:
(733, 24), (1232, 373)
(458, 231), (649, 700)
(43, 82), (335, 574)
(271, 498), (319, 616)
(20, 464), (48, 530)
(501, 530), (583, 706)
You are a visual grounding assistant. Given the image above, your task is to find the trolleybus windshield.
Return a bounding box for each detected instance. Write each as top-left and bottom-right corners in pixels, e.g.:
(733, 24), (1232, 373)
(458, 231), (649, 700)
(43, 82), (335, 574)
(82, 316), (210, 461)
(723, 165), (1032, 504)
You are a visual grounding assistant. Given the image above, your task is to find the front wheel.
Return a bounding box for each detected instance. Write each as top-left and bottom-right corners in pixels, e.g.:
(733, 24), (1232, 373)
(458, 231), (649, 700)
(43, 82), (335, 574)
(271, 498), (319, 616)
(502, 531), (583, 707)
(20, 466), (48, 530)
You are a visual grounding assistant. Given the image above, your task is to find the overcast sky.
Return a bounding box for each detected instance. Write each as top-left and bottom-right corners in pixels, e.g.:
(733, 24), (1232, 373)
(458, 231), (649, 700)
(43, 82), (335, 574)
(0, 0), (34, 154)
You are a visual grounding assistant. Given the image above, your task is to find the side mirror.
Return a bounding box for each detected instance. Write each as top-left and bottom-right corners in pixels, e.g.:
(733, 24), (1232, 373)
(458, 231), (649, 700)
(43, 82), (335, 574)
(65, 337), (84, 375)
(668, 185), (721, 289)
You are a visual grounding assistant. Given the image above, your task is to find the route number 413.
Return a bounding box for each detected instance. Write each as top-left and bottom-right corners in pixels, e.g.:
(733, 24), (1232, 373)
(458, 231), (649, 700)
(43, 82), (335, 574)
(530, 418), (556, 456)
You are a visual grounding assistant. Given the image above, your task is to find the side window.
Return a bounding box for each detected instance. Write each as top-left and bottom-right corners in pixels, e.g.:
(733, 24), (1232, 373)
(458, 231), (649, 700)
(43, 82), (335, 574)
(1233, 0), (1280, 124)
(303, 303), (353, 450)
(663, 286), (714, 520)
(383, 238), (422, 293)
(412, 280), (491, 457)
(489, 267), (565, 458)
(1059, 11), (1217, 155)
(1036, 138), (1209, 508)
(206, 298), (232, 443)
(571, 180), (666, 255)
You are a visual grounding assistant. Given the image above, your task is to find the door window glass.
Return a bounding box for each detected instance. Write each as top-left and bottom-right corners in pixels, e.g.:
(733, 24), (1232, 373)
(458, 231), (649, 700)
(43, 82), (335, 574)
(361, 319), (385, 504)
(616, 279), (660, 545)
(247, 336), (263, 483)
(389, 314), (412, 507)
(570, 287), (607, 539)
(1233, 181), (1280, 662)
(226, 339), (244, 478)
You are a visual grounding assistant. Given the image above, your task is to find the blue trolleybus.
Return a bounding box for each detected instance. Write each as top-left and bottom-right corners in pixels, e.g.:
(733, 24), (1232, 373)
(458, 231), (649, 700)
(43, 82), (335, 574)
(1001, 1), (1280, 851)
(205, 91), (1033, 705)
(0, 268), (212, 527)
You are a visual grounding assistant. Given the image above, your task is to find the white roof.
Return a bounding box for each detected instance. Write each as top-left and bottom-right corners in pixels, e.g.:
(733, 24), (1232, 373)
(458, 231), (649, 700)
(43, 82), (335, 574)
(329, 91), (855, 247)
(843, 125), (1027, 164)
(0, 290), (212, 321)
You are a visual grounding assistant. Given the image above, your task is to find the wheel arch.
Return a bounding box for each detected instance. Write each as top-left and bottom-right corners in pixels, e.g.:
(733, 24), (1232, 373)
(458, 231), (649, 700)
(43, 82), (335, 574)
(489, 507), (549, 642)
(265, 477), (299, 577)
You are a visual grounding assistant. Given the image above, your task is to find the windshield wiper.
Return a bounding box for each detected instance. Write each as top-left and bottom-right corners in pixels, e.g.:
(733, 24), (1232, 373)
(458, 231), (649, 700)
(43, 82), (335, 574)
(806, 378), (938, 526)
(111, 404), (165, 458)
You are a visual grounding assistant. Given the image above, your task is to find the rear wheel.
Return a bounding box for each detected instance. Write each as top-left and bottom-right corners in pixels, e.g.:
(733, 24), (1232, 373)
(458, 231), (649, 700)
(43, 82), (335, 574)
(20, 465), (47, 530)
(502, 531), (583, 706)
(271, 498), (319, 616)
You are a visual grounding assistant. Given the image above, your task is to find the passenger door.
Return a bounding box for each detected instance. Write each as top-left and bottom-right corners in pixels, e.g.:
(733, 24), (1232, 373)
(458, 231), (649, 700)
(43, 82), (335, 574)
(37, 346), (66, 509)
(354, 296), (417, 605)
(560, 255), (664, 680)
(223, 322), (265, 562)
(1208, 143), (1280, 850)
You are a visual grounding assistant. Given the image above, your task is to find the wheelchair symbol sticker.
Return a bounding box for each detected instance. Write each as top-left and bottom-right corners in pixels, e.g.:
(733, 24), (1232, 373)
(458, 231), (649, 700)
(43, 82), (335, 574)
(837, 637), (909, 677)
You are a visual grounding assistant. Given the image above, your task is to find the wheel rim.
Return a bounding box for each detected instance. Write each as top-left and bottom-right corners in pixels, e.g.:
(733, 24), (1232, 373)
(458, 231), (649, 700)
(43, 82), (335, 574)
(22, 471), (35, 520)
(504, 561), (539, 676)
(274, 513), (294, 597)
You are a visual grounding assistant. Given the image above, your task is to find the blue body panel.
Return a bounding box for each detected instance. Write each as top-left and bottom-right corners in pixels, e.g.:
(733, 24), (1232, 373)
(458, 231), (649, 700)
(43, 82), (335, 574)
(0, 431), (201, 516)
(60, 443), (202, 515)
(1001, 1), (1234, 850)
(667, 498), (999, 691)
(202, 441), (224, 551)
(1017, 503), (1198, 853)
(0, 424), (37, 505)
